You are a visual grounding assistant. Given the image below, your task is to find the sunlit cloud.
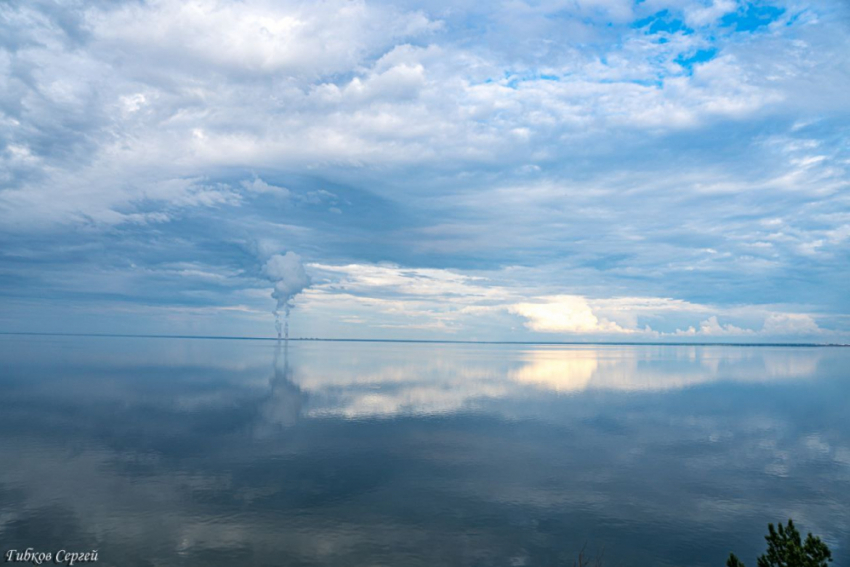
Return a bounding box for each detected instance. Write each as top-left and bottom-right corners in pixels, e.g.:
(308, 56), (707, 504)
(510, 296), (631, 334)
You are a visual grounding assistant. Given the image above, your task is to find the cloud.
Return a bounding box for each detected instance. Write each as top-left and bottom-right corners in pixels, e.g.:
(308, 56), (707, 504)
(675, 314), (824, 338)
(295, 263), (835, 341)
(684, 0), (738, 27)
(241, 177), (290, 197)
(674, 316), (754, 337)
(510, 296), (630, 334)
(762, 313), (822, 336)
(0, 0), (848, 340)
(91, 0), (440, 78)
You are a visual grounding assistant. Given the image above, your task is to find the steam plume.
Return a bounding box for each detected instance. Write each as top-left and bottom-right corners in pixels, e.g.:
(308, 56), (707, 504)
(262, 252), (311, 340)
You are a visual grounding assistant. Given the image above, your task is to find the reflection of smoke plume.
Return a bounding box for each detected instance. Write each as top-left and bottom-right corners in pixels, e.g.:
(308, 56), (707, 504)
(262, 252), (311, 340)
(257, 341), (305, 429)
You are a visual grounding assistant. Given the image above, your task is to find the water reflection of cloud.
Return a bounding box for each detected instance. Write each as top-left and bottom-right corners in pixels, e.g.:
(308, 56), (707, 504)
(508, 347), (825, 394)
(509, 351), (598, 392)
(296, 356), (512, 418)
(1, 337), (848, 566)
(281, 346), (826, 418)
(0, 338), (830, 424)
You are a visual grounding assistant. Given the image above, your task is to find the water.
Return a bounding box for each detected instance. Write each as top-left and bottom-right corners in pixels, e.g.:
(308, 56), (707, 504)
(0, 335), (848, 566)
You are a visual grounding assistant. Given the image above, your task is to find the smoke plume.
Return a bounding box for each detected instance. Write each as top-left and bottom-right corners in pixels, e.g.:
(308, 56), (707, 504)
(263, 252), (311, 340)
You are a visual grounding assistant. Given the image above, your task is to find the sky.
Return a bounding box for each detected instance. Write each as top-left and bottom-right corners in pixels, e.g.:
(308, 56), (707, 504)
(0, 0), (848, 342)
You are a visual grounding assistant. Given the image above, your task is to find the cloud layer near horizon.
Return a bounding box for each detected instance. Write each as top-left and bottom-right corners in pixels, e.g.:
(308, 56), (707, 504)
(0, 0), (848, 341)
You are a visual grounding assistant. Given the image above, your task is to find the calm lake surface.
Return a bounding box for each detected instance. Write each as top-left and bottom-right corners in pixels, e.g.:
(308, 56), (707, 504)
(1, 335), (848, 567)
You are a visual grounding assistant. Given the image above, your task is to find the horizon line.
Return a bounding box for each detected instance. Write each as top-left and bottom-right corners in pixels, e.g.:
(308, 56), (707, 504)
(0, 331), (847, 347)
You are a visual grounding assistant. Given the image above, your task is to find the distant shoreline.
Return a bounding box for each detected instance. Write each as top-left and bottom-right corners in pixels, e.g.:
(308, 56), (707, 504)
(0, 331), (847, 347)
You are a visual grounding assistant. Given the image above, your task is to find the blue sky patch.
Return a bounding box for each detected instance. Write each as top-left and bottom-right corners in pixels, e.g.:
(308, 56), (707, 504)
(721, 3), (785, 32)
(676, 48), (719, 70)
(632, 10), (693, 35)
